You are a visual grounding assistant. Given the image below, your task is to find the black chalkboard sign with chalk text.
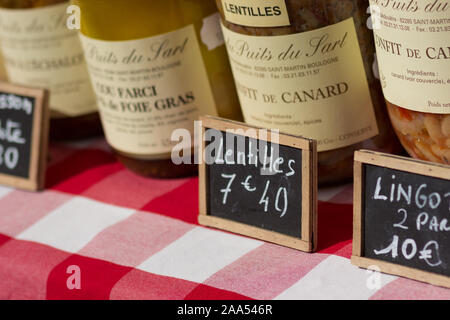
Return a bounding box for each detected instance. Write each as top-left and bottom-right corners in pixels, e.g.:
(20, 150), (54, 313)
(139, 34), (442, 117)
(198, 116), (317, 252)
(352, 150), (450, 288)
(0, 82), (49, 191)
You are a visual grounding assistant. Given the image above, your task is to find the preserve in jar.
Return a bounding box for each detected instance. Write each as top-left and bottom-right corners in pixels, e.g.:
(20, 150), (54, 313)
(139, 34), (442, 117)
(0, 0), (102, 140)
(73, 0), (242, 178)
(216, 0), (402, 185)
(370, 0), (450, 164)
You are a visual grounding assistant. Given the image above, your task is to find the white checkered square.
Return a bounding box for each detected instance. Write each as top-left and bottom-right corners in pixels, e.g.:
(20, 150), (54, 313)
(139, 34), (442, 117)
(16, 196), (134, 253)
(275, 255), (397, 300)
(137, 227), (263, 283)
(0, 185), (12, 199)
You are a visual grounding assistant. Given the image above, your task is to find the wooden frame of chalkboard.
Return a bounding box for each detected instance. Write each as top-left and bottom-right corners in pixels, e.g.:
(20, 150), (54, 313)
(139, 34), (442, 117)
(198, 116), (318, 252)
(0, 82), (49, 191)
(352, 150), (450, 288)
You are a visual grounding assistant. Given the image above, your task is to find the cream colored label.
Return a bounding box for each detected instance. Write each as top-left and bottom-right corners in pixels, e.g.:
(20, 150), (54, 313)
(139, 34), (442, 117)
(222, 18), (378, 152)
(222, 0), (290, 27)
(80, 25), (217, 157)
(370, 0), (450, 113)
(0, 3), (97, 117)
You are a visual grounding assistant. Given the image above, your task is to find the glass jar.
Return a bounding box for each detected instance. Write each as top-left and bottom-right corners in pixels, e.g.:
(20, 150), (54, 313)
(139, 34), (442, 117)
(73, 0), (242, 178)
(216, 0), (402, 185)
(0, 0), (102, 140)
(370, 0), (450, 164)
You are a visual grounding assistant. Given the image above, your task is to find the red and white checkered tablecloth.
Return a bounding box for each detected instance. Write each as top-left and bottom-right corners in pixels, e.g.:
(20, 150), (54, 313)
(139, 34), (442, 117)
(0, 138), (449, 300)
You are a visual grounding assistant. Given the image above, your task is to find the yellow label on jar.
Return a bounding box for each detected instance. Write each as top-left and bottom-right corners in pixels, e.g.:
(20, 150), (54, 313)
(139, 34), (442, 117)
(80, 25), (217, 158)
(0, 3), (97, 117)
(222, 18), (378, 152)
(370, 0), (450, 113)
(221, 0), (290, 27)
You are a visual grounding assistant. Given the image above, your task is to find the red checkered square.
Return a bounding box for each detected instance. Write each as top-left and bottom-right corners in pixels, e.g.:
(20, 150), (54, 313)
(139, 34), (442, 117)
(0, 240), (70, 300)
(83, 170), (189, 209)
(0, 190), (71, 237)
(79, 211), (194, 267)
(46, 254), (132, 300)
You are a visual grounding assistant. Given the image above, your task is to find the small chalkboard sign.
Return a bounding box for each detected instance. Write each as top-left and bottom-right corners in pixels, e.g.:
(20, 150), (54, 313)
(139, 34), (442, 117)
(0, 82), (49, 191)
(198, 116), (317, 252)
(352, 150), (450, 288)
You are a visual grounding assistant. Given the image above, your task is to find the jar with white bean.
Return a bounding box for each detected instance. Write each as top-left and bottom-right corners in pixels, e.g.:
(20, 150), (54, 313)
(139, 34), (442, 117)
(370, 0), (450, 164)
(387, 104), (450, 164)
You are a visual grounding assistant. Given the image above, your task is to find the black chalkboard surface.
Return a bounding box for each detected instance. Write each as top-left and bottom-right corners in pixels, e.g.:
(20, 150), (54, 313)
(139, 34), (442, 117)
(352, 150), (450, 288)
(207, 129), (303, 238)
(0, 82), (49, 191)
(0, 93), (35, 178)
(198, 116), (317, 252)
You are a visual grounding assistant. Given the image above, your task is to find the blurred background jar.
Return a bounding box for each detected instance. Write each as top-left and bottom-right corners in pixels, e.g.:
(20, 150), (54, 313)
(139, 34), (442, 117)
(370, 0), (450, 164)
(0, 0), (102, 140)
(216, 0), (402, 185)
(73, 0), (242, 178)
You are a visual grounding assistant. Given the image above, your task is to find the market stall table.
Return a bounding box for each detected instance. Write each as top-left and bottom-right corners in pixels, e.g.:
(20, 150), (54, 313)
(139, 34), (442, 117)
(0, 139), (449, 300)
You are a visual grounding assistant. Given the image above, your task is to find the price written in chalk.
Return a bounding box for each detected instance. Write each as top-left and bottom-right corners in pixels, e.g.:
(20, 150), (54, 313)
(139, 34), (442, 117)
(0, 93), (34, 176)
(353, 151), (450, 284)
(370, 172), (450, 269)
(0, 82), (48, 191)
(353, 150), (450, 287)
(220, 173), (291, 218)
(206, 128), (303, 238)
(198, 116), (317, 252)
(210, 127), (298, 219)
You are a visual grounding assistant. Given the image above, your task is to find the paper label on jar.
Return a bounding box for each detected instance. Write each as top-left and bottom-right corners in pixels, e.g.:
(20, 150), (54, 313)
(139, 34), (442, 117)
(201, 12), (225, 51)
(79, 25), (217, 157)
(370, 0), (450, 114)
(221, 18), (379, 152)
(0, 3), (97, 117)
(221, 0), (290, 27)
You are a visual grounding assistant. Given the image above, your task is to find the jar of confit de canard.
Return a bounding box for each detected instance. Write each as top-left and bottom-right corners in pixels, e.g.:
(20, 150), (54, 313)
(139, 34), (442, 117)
(370, 0), (450, 164)
(216, 0), (402, 185)
(73, 0), (242, 178)
(0, 0), (102, 140)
